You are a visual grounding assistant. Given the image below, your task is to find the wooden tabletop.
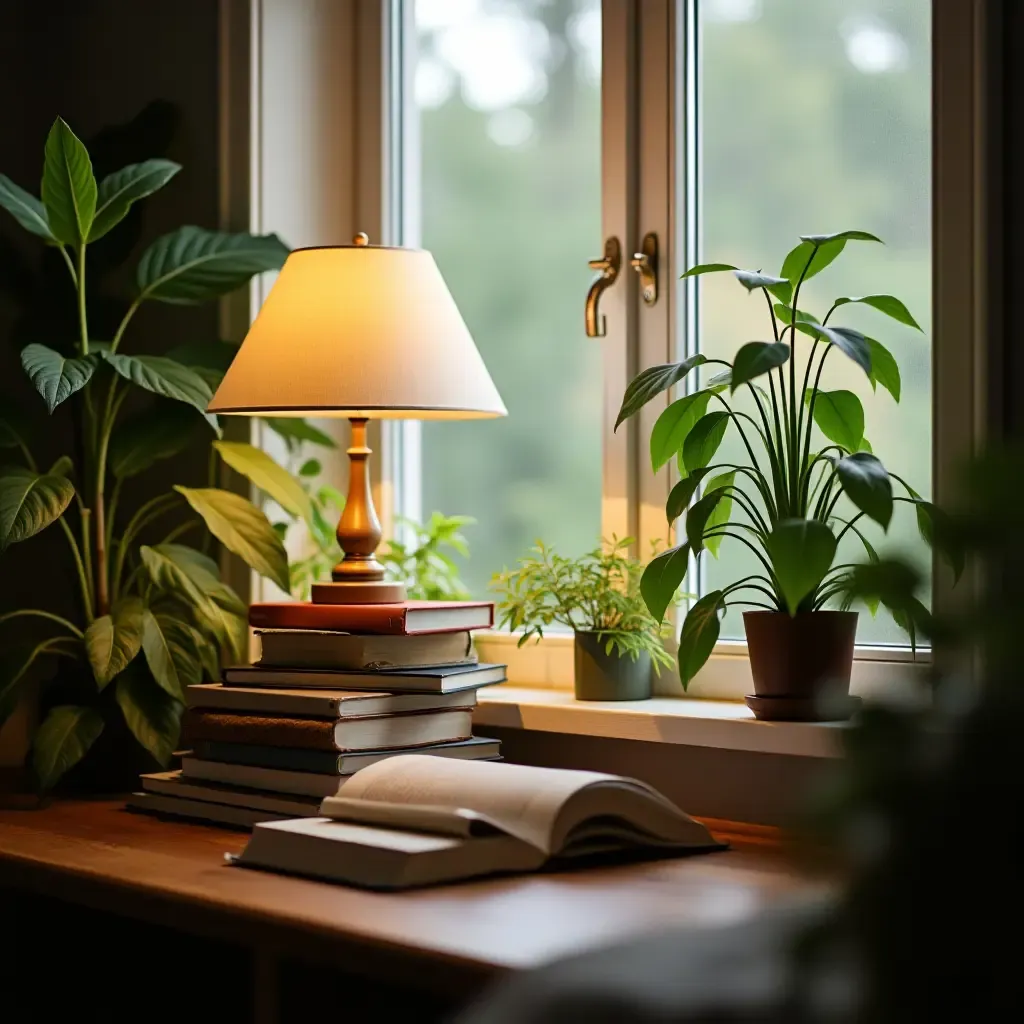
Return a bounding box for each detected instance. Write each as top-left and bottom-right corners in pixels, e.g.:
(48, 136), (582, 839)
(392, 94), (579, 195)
(0, 800), (826, 993)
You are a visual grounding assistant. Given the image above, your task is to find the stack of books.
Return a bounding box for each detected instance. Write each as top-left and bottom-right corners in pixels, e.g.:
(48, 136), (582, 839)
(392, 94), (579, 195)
(128, 599), (504, 829)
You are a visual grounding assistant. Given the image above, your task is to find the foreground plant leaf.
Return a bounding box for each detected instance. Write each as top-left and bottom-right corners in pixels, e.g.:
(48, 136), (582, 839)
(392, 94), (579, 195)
(136, 226), (289, 304)
(175, 486), (290, 591)
(650, 391), (715, 471)
(32, 705), (104, 791)
(805, 389), (865, 452)
(89, 159), (181, 242)
(0, 466), (75, 551)
(101, 352), (217, 430)
(40, 117), (96, 245)
(20, 344), (97, 413)
(0, 174), (55, 240)
(141, 608), (201, 701)
(116, 668), (183, 765)
(214, 440), (312, 522)
(85, 597), (144, 689)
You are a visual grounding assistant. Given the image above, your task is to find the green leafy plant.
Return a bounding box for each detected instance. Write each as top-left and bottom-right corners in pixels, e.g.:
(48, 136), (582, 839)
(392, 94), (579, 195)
(267, 432), (475, 602)
(0, 116), (310, 789)
(490, 539), (677, 670)
(618, 230), (957, 689)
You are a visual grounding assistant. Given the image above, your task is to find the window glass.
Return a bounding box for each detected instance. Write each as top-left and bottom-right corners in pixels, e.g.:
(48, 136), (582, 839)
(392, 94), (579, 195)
(691, 0), (931, 644)
(413, 0), (603, 596)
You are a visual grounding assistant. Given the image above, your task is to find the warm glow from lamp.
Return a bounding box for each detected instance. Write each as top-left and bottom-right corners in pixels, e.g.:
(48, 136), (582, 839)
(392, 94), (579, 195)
(209, 235), (506, 602)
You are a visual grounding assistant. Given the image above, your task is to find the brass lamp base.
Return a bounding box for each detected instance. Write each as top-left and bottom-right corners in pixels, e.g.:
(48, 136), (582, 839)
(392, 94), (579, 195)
(312, 416), (408, 606)
(312, 580), (407, 605)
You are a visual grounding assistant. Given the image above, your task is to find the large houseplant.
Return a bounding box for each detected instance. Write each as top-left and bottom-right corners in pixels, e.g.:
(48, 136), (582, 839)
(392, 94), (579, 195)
(0, 117), (315, 789)
(491, 539), (675, 700)
(618, 230), (957, 718)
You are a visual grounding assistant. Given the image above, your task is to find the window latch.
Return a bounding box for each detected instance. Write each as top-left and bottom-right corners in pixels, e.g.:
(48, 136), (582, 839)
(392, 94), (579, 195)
(585, 236), (621, 337)
(630, 232), (659, 306)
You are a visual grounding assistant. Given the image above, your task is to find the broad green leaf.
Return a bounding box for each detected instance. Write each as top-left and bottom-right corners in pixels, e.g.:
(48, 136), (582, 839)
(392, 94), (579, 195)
(174, 485), (289, 591)
(0, 174), (55, 240)
(140, 544), (209, 607)
(108, 403), (202, 478)
(650, 391), (714, 471)
(859, 437), (873, 453)
(804, 389), (864, 452)
(166, 340), (239, 391)
(100, 352), (217, 430)
(144, 542), (246, 617)
(836, 560), (924, 628)
(835, 452), (893, 529)
(796, 322), (872, 377)
(800, 230), (883, 246)
(666, 469), (711, 525)
(780, 238), (845, 287)
(730, 341), (789, 393)
(677, 592), (724, 690)
(702, 472), (735, 557)
(136, 227), (289, 304)
(686, 486), (730, 555)
(772, 304), (818, 327)
(20, 344), (97, 414)
(682, 411), (730, 472)
(299, 458), (321, 477)
(640, 543), (690, 623)
(141, 608), (201, 701)
(833, 294), (922, 331)
(865, 337), (901, 402)
(85, 596), (144, 689)
(680, 262), (737, 278)
(615, 355), (707, 430)
(911, 498), (964, 582)
(213, 440), (312, 522)
(40, 117), (97, 245)
(115, 669), (182, 765)
(32, 705), (104, 791)
(0, 639), (68, 732)
(264, 417), (338, 451)
(193, 600), (247, 664)
(765, 519), (838, 615)
(89, 159), (181, 242)
(733, 270), (790, 293)
(0, 466), (74, 551)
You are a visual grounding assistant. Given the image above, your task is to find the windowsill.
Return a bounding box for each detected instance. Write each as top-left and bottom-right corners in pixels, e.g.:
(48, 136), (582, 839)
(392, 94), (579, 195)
(475, 686), (844, 759)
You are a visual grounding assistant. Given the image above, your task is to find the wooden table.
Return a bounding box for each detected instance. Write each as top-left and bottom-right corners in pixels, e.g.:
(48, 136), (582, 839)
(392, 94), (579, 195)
(0, 801), (824, 1023)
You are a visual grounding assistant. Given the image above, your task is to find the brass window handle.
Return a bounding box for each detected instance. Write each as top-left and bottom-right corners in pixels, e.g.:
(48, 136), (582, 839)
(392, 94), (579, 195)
(585, 236), (621, 337)
(630, 232), (658, 305)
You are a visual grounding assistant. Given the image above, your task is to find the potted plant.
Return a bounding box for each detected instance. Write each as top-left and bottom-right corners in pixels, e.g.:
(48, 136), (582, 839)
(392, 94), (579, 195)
(617, 230), (957, 720)
(0, 116), (321, 790)
(490, 539), (675, 701)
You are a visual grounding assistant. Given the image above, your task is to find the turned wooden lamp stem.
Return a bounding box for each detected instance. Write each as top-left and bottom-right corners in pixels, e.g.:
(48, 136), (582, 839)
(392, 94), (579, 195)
(333, 417), (384, 582)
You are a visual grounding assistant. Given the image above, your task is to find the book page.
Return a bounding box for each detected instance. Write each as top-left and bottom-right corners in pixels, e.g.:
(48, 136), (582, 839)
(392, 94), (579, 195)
(336, 755), (621, 853)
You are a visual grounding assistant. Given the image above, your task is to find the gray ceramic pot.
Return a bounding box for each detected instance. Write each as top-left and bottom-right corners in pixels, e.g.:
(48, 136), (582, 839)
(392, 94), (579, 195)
(573, 631), (652, 701)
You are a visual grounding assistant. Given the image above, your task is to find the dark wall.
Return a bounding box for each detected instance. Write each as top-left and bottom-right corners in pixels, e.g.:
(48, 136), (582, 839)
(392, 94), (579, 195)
(0, 0), (222, 754)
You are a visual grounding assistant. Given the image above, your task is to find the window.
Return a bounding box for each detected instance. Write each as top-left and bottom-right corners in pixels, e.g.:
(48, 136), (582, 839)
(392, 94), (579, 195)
(690, 0), (932, 645)
(399, 0), (604, 597)
(391, 0), (936, 669)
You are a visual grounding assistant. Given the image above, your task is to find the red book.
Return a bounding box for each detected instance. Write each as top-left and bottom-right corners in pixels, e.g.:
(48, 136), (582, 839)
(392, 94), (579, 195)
(248, 600), (494, 636)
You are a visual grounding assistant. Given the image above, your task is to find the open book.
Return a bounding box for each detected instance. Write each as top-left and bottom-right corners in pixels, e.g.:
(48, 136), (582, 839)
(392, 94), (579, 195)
(231, 755), (723, 889)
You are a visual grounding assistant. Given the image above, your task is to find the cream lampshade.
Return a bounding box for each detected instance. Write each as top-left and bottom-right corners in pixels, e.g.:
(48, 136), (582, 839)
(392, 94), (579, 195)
(209, 234), (506, 603)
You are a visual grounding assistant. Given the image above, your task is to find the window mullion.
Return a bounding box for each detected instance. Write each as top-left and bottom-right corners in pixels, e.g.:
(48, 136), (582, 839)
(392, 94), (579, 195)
(600, 0), (640, 547)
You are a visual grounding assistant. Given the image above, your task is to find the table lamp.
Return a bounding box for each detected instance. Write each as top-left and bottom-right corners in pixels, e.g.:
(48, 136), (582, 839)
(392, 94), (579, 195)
(208, 234), (506, 604)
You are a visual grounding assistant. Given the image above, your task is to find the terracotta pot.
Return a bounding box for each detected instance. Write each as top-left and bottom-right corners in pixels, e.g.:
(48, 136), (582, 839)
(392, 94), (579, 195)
(573, 631), (652, 701)
(742, 610), (859, 721)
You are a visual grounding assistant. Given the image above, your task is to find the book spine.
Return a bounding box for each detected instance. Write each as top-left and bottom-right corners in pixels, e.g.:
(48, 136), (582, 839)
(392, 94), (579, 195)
(184, 710), (339, 751)
(249, 604), (407, 634)
(193, 740), (344, 773)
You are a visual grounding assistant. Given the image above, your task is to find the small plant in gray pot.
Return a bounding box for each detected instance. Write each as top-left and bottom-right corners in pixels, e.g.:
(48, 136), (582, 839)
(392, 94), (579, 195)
(490, 539), (676, 701)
